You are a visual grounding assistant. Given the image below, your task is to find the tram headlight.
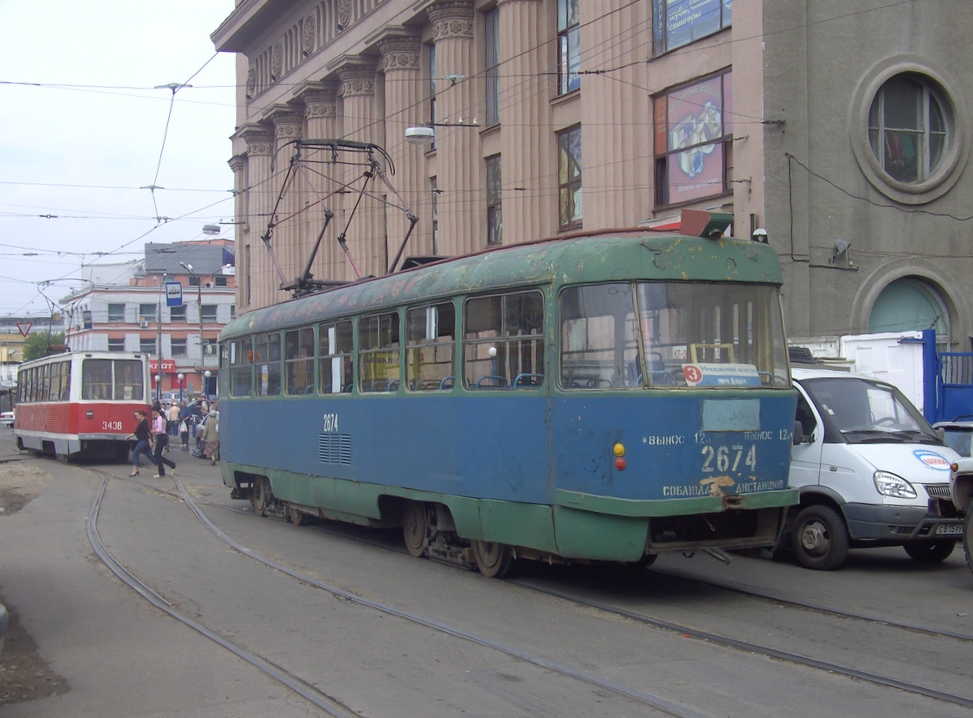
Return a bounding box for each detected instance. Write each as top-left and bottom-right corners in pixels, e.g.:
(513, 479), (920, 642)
(873, 471), (917, 499)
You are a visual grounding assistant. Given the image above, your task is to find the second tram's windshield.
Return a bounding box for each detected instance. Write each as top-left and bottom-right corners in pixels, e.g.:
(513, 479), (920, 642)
(560, 281), (789, 389)
(82, 358), (145, 401)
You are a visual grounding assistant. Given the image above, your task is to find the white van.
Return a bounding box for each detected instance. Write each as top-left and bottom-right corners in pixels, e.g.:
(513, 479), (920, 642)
(783, 367), (964, 569)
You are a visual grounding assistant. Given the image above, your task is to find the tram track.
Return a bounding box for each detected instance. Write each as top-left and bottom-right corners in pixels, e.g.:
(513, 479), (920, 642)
(92, 468), (712, 718)
(200, 485), (973, 711)
(128, 465), (973, 713)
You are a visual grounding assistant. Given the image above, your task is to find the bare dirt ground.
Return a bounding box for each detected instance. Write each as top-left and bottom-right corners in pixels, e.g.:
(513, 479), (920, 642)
(0, 460), (70, 706)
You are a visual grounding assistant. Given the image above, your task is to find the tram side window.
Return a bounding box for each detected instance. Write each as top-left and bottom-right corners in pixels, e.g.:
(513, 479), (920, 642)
(560, 284), (641, 389)
(254, 333), (282, 396)
(285, 327), (315, 395)
(114, 359), (144, 401)
(60, 361), (72, 400)
(464, 290), (545, 389)
(407, 303), (455, 391)
(230, 339), (253, 397)
(49, 362), (62, 402)
(319, 321), (353, 394)
(360, 312), (400, 393)
(82, 359), (114, 400)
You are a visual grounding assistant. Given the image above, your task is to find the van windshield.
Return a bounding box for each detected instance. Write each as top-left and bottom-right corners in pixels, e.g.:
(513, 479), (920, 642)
(802, 376), (940, 444)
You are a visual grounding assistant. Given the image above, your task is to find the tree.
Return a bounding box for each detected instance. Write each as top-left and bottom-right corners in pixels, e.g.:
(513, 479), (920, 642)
(22, 332), (66, 362)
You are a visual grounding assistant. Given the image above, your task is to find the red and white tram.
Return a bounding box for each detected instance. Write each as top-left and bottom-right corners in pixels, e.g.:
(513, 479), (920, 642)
(14, 351), (151, 460)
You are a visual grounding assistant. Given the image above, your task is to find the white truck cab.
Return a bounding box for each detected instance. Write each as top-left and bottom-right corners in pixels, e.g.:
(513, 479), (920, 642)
(785, 367), (964, 569)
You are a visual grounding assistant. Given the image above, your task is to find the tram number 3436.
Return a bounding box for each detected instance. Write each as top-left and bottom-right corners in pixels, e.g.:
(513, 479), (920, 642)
(700, 444), (757, 473)
(102, 421), (123, 431)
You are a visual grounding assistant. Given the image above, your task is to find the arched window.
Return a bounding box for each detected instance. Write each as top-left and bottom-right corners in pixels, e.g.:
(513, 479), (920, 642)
(869, 278), (947, 337)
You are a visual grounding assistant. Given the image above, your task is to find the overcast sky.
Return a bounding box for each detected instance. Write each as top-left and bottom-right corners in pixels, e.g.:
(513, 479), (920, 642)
(0, 1), (237, 318)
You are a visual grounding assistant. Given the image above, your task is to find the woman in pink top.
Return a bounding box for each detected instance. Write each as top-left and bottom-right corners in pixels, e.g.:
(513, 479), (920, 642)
(151, 407), (177, 477)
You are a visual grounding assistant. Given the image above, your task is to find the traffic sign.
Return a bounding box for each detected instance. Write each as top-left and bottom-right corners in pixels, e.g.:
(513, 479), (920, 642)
(165, 281), (183, 307)
(16, 322), (32, 337)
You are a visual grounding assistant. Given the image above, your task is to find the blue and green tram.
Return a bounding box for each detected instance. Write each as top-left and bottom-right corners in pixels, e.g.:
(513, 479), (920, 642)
(218, 230), (799, 577)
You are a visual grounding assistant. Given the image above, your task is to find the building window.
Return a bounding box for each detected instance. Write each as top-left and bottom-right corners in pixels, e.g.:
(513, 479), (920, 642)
(215, 276), (228, 287)
(230, 305), (236, 320)
(171, 338), (188, 356)
(140, 337), (157, 355)
(107, 303), (126, 322)
(654, 72), (732, 206)
(188, 275), (201, 287)
(203, 338), (219, 357)
(652, 0), (732, 56)
(487, 155), (502, 245)
(108, 338), (125, 352)
(485, 8), (500, 125)
(868, 75), (948, 184)
(138, 304), (157, 324)
(557, 125), (582, 229)
(557, 0), (580, 95)
(170, 305), (187, 323)
(201, 305), (218, 323)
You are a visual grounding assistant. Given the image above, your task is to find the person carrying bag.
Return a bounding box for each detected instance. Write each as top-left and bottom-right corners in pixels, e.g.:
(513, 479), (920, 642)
(151, 407), (177, 478)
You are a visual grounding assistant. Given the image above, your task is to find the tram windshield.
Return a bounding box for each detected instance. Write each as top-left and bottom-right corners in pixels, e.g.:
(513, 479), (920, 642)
(560, 281), (789, 389)
(82, 358), (145, 401)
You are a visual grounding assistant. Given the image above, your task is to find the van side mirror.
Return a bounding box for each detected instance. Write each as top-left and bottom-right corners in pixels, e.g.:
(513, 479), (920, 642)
(793, 421), (804, 446)
(935, 427), (945, 440)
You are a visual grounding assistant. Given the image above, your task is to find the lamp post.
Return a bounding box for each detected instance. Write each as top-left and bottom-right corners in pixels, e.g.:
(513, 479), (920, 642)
(154, 374), (161, 402)
(179, 262), (204, 385)
(203, 370), (212, 400)
(177, 373), (184, 403)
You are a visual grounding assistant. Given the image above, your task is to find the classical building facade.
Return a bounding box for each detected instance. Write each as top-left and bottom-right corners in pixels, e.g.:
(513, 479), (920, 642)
(213, 0), (973, 349)
(61, 242), (236, 399)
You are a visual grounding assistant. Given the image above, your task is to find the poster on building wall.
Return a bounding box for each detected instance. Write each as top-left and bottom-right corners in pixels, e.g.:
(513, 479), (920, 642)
(667, 76), (724, 203)
(666, 0), (724, 49)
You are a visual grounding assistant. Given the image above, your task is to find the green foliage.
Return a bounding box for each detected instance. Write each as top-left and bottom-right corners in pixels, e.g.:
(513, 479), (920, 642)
(22, 332), (66, 362)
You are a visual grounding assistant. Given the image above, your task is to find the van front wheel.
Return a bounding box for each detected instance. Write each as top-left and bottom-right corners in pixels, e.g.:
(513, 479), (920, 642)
(791, 505), (849, 570)
(903, 540), (955, 563)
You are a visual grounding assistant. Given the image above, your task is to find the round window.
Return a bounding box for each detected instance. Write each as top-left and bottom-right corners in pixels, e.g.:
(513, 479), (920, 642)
(851, 57), (969, 204)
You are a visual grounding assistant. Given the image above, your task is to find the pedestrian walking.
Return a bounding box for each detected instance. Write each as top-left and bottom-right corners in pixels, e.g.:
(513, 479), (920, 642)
(201, 410), (220, 465)
(151, 407), (177, 477)
(128, 410), (153, 476)
(178, 400), (191, 450)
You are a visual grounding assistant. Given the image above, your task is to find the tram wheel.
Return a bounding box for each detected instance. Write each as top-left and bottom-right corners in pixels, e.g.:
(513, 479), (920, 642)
(903, 540), (956, 563)
(251, 477), (270, 517)
(472, 540), (513, 578)
(626, 553), (658, 569)
(791, 505), (849, 571)
(287, 504), (308, 526)
(402, 501), (429, 558)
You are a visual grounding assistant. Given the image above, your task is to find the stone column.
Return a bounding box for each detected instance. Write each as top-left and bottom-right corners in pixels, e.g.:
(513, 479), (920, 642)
(297, 82), (341, 284)
(498, 0), (557, 244)
(337, 58), (386, 278)
(428, 0), (482, 257)
(266, 107), (305, 290)
(579, 0), (645, 229)
(227, 154), (248, 312)
(379, 31), (427, 263)
(241, 127), (275, 309)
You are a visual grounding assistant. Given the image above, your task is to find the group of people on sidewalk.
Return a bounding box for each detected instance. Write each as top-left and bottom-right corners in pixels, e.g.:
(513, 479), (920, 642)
(128, 400), (220, 477)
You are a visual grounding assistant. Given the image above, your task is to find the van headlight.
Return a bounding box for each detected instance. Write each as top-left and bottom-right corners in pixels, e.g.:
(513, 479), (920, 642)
(873, 471), (917, 499)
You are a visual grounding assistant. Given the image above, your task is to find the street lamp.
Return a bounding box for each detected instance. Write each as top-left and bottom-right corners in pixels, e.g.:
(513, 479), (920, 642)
(203, 370), (212, 400)
(177, 373), (185, 403)
(179, 262), (205, 380)
(155, 374), (161, 402)
(405, 119), (479, 146)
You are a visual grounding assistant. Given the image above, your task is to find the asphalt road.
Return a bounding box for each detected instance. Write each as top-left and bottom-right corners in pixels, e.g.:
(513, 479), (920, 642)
(0, 432), (971, 717)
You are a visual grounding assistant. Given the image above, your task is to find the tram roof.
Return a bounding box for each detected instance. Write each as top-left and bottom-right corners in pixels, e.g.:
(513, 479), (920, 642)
(222, 230), (783, 339)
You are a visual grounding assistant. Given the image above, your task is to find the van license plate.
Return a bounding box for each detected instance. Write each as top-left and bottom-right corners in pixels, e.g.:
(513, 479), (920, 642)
(936, 524), (963, 536)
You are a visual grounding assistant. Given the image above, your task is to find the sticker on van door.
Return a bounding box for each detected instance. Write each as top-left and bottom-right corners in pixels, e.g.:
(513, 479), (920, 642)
(913, 450), (950, 471)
